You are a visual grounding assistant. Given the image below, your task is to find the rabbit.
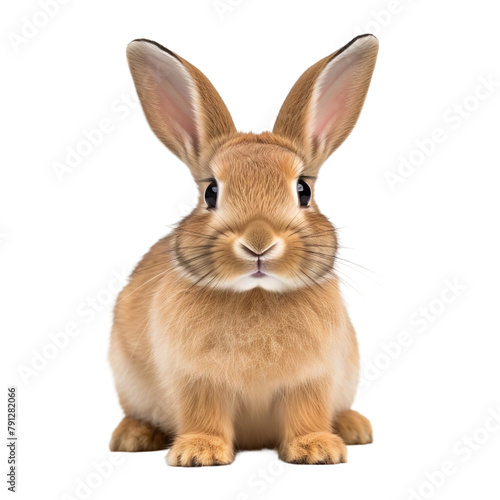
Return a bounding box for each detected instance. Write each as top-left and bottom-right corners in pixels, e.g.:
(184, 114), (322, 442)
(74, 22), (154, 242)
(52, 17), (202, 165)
(109, 34), (378, 466)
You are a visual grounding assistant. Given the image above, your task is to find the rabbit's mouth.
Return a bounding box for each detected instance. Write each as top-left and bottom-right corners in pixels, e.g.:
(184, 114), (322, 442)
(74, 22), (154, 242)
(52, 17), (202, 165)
(251, 271), (267, 278)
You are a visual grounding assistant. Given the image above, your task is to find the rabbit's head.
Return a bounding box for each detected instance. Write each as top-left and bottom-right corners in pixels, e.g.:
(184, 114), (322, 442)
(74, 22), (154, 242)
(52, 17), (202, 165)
(127, 35), (378, 292)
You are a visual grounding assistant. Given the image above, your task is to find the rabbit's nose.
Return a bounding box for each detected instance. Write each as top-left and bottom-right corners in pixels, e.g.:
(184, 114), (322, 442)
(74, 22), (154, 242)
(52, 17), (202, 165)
(236, 220), (284, 260)
(239, 241), (277, 258)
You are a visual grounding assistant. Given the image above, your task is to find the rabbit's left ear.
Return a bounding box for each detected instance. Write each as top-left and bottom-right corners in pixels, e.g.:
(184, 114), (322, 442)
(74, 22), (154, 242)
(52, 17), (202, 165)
(273, 35), (378, 174)
(127, 39), (236, 178)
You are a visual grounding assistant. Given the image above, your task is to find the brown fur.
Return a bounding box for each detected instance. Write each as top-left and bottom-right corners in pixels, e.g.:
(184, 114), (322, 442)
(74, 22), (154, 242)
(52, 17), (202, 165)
(274, 35), (379, 175)
(110, 416), (171, 452)
(109, 35), (379, 466)
(334, 409), (373, 445)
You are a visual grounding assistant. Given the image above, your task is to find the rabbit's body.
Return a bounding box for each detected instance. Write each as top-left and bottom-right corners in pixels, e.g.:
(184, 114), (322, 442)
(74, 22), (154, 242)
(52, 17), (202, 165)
(109, 35), (378, 465)
(110, 233), (359, 450)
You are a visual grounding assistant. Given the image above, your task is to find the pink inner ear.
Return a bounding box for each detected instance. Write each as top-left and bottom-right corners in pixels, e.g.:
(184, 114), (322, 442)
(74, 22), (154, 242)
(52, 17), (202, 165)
(311, 54), (356, 140)
(314, 87), (346, 138)
(146, 49), (198, 143)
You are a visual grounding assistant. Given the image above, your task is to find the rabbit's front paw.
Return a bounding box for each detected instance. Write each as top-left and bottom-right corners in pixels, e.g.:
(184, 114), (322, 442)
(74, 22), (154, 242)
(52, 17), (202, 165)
(166, 433), (234, 466)
(279, 432), (347, 464)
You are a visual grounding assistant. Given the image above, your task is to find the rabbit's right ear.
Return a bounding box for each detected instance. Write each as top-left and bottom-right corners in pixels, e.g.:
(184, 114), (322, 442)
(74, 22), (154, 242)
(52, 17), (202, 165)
(127, 39), (236, 178)
(273, 35), (378, 175)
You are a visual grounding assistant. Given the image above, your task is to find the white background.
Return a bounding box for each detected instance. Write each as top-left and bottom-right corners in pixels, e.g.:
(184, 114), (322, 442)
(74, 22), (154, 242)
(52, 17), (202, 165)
(2, 0), (500, 499)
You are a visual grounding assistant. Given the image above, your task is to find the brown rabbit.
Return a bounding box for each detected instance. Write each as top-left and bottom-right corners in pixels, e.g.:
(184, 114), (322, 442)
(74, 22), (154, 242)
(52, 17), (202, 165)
(109, 34), (378, 466)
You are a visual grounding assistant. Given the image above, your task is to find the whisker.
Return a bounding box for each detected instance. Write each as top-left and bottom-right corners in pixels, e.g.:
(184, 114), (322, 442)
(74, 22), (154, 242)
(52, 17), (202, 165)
(115, 269), (171, 306)
(135, 251), (206, 275)
(304, 260), (335, 280)
(205, 223), (228, 238)
(188, 261), (226, 290)
(211, 211), (233, 234)
(302, 244), (337, 249)
(301, 229), (336, 239)
(134, 246), (226, 276)
(332, 269), (363, 296)
(174, 227), (218, 240)
(284, 209), (302, 232)
(336, 244), (355, 251)
(296, 271), (318, 293)
(183, 248), (227, 273)
(296, 249), (334, 261)
(335, 256), (376, 275)
(288, 218), (311, 237)
(168, 244), (214, 252)
(133, 261), (171, 274)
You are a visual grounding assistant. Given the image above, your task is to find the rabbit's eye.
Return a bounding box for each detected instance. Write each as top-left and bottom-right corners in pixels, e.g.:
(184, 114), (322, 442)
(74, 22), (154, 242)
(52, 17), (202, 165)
(205, 180), (218, 209)
(297, 179), (311, 207)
